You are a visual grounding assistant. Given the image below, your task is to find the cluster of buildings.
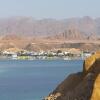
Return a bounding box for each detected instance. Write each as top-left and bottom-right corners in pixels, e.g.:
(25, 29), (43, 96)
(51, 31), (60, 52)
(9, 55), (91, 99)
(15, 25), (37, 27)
(0, 48), (93, 60)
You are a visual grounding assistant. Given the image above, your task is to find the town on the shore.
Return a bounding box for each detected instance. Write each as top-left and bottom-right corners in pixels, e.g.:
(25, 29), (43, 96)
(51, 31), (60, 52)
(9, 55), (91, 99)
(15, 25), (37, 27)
(0, 47), (94, 60)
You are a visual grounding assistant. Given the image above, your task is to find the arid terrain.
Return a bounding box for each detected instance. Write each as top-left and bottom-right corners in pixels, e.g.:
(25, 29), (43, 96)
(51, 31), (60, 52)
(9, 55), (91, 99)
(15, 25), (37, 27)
(0, 16), (99, 51)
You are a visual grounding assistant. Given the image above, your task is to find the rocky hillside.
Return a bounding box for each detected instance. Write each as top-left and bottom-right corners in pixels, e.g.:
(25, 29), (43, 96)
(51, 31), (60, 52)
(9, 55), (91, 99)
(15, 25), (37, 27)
(0, 34), (99, 51)
(44, 52), (100, 100)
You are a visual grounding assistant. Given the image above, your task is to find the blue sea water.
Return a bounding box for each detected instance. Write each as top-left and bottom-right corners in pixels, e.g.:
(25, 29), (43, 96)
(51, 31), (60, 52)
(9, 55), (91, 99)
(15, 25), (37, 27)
(0, 60), (83, 100)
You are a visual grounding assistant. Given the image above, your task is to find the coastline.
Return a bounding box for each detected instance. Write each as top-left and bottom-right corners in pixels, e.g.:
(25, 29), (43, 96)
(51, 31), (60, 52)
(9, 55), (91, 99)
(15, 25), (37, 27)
(44, 52), (100, 100)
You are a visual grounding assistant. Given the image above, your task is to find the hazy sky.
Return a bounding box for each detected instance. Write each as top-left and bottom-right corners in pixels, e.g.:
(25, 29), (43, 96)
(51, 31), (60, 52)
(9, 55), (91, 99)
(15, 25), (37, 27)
(0, 0), (99, 19)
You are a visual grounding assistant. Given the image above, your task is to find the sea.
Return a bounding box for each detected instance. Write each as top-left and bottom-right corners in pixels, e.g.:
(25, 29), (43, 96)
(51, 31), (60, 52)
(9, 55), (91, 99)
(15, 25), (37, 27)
(0, 60), (83, 100)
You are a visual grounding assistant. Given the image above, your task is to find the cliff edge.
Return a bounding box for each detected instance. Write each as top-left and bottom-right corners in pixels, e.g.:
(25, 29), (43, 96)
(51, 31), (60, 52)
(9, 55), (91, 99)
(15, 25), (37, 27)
(44, 51), (100, 100)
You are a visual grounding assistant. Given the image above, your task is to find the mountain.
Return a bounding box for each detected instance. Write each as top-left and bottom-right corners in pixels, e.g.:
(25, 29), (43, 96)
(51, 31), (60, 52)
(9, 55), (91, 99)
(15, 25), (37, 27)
(0, 16), (99, 51)
(0, 16), (99, 38)
(0, 17), (67, 36)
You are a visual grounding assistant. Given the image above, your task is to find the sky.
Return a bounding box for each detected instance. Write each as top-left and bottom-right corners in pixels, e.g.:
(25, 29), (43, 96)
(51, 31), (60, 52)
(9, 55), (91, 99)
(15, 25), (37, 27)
(0, 0), (100, 19)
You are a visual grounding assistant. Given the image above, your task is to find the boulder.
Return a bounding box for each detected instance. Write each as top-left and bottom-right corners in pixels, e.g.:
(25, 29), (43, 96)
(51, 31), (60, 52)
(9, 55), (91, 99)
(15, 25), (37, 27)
(44, 51), (100, 100)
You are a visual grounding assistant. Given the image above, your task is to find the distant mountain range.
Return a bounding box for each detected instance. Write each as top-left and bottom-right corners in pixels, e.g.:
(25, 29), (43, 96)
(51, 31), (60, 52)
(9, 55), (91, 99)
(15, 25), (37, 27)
(0, 16), (99, 51)
(0, 16), (99, 39)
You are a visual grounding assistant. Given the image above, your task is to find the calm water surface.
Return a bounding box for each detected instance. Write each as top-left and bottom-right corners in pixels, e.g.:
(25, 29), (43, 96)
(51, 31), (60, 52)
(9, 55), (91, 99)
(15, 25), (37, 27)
(0, 60), (83, 100)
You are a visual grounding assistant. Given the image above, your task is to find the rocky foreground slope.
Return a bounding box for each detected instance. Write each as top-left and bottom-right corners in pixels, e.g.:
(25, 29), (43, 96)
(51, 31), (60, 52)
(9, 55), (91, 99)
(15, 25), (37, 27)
(44, 52), (100, 100)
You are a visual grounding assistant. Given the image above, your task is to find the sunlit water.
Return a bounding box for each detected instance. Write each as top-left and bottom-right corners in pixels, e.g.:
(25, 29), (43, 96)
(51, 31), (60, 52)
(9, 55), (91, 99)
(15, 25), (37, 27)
(0, 60), (83, 100)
